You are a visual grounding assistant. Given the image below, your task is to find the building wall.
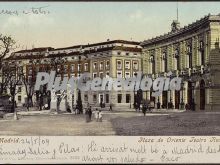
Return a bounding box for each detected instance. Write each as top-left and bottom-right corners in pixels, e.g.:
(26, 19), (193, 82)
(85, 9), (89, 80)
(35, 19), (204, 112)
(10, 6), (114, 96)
(141, 15), (220, 110)
(3, 40), (142, 110)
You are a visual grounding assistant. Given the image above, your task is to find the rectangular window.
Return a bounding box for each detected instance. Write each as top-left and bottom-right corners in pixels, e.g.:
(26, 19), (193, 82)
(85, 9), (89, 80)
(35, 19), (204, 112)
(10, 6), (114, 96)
(125, 72), (130, 78)
(84, 63), (89, 71)
(84, 94), (88, 102)
(71, 64), (75, 72)
(78, 64), (81, 71)
(18, 96), (21, 103)
(133, 61), (139, 70)
(126, 94), (130, 103)
(64, 65), (68, 73)
(106, 94), (109, 103)
(133, 72), (137, 77)
(118, 94), (122, 103)
(18, 87), (22, 93)
(117, 71), (122, 78)
(28, 67), (33, 75)
(93, 73), (97, 78)
(93, 62), (98, 70)
(100, 61), (104, 70)
(100, 72), (103, 79)
(106, 60), (110, 70)
(93, 94), (97, 102)
(106, 71), (110, 77)
(117, 60), (122, 70)
(125, 61), (130, 69)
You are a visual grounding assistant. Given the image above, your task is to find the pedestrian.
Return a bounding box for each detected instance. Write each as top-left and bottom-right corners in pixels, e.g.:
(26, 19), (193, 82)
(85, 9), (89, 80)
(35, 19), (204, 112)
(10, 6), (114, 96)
(109, 103), (113, 111)
(142, 103), (147, 116)
(95, 108), (99, 122)
(75, 104), (79, 114)
(98, 110), (103, 122)
(88, 106), (92, 121)
(85, 108), (90, 123)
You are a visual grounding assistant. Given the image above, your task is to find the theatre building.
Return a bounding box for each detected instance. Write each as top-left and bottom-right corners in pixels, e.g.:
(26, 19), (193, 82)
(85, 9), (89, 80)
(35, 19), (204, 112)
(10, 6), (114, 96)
(141, 14), (220, 110)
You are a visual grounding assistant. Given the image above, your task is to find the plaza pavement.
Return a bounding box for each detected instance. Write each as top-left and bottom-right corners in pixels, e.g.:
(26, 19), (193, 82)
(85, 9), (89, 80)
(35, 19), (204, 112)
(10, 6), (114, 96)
(0, 107), (220, 136)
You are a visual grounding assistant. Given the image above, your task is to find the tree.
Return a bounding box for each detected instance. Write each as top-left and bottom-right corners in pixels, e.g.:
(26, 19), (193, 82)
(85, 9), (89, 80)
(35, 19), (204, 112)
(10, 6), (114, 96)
(76, 89), (83, 114)
(47, 57), (67, 113)
(21, 58), (44, 111)
(2, 62), (22, 120)
(20, 68), (35, 111)
(0, 34), (17, 95)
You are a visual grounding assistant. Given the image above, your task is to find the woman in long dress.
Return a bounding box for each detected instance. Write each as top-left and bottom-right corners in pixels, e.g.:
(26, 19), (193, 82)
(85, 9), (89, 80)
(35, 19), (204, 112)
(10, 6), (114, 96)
(98, 110), (102, 122)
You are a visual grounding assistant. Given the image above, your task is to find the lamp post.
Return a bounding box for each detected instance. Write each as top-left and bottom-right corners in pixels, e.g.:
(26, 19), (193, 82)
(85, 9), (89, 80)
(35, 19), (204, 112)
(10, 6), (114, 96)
(133, 81), (136, 109)
(191, 82), (195, 111)
(157, 97), (160, 109)
(129, 94), (131, 108)
(76, 47), (83, 114)
(137, 88), (143, 111)
(180, 81), (185, 110)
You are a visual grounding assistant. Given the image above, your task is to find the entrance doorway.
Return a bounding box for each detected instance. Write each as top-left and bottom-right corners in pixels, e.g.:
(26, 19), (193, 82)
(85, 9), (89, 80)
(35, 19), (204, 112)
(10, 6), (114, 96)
(175, 90), (180, 109)
(187, 82), (193, 105)
(200, 80), (205, 110)
(99, 94), (104, 104)
(162, 91), (168, 108)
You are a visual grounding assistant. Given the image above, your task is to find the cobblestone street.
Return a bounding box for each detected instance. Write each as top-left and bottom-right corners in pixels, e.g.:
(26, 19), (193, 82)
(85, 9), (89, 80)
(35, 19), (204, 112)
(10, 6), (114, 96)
(0, 109), (220, 136)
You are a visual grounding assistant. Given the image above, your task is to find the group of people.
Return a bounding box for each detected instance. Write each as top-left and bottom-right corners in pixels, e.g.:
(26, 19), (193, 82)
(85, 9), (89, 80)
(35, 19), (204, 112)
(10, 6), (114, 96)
(85, 104), (103, 122)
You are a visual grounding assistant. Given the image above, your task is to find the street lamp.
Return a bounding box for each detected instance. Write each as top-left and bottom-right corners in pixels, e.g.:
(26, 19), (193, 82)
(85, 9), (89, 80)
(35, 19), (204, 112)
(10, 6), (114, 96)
(133, 81), (136, 109)
(180, 81), (185, 110)
(191, 82), (195, 111)
(157, 97), (160, 109)
(76, 47), (83, 114)
(129, 94), (131, 108)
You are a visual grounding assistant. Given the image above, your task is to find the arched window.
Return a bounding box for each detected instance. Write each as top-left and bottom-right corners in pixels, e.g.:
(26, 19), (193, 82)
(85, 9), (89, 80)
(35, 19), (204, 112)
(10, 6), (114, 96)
(174, 48), (180, 70)
(199, 41), (205, 65)
(150, 55), (155, 74)
(162, 52), (167, 72)
(187, 45), (192, 68)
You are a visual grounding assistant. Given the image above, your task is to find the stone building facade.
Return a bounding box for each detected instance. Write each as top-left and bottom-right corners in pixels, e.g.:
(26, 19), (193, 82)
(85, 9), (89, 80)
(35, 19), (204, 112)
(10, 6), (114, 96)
(141, 14), (220, 111)
(3, 40), (142, 110)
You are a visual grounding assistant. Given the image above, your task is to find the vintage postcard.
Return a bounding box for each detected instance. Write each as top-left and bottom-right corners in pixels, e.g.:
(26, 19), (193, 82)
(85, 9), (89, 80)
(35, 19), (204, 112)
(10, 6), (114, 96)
(0, 1), (220, 164)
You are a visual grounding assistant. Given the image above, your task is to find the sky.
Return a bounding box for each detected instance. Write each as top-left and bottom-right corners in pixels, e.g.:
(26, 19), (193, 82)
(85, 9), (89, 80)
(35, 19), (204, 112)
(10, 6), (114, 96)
(0, 1), (220, 50)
